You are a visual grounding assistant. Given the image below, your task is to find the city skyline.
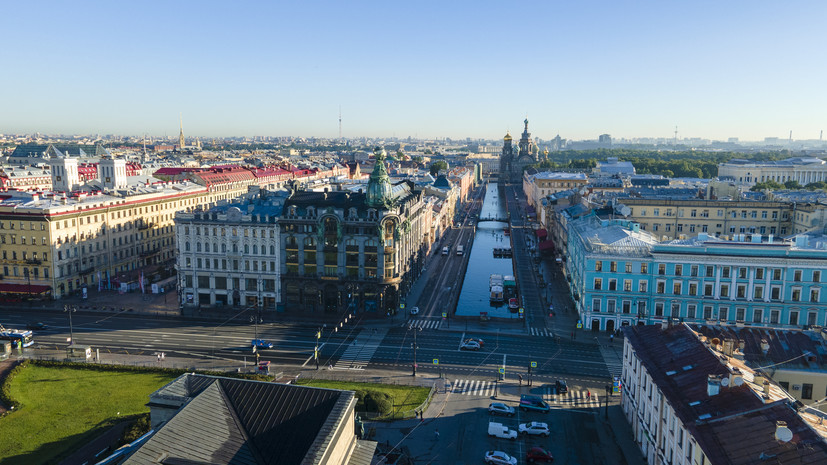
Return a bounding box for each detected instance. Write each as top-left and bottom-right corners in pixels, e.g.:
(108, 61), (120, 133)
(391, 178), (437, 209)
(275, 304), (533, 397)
(2, 1), (825, 141)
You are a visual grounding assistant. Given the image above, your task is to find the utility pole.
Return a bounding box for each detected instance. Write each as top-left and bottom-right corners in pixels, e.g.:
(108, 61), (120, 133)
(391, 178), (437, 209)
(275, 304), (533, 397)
(410, 325), (422, 376)
(64, 304), (76, 347)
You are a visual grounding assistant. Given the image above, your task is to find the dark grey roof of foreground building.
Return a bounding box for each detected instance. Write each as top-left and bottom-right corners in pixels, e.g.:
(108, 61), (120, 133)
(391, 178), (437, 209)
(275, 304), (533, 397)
(123, 374), (352, 465)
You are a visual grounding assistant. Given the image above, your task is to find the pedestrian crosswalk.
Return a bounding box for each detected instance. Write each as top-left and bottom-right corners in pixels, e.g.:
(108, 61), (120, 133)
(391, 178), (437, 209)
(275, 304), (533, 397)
(598, 342), (624, 378)
(529, 327), (554, 337)
(406, 319), (442, 330)
(333, 327), (388, 370)
(545, 390), (601, 408)
(450, 379), (496, 396)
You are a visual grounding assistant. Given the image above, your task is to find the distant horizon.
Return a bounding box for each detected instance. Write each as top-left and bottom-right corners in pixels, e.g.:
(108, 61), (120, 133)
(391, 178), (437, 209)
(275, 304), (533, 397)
(2, 2), (824, 141)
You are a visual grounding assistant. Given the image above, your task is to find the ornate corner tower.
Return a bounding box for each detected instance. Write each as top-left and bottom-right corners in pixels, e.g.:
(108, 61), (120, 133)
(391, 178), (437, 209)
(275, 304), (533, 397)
(366, 147), (393, 208)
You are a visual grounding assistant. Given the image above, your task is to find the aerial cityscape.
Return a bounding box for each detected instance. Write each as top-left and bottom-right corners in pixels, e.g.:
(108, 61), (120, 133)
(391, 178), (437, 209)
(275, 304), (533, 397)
(1, 2), (827, 465)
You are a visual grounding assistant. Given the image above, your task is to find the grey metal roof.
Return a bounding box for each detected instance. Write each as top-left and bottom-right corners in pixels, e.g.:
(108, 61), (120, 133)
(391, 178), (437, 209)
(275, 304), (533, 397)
(125, 374), (349, 465)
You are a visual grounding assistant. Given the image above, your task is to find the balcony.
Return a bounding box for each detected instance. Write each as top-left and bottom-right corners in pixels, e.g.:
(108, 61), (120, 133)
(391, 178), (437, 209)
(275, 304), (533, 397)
(140, 248), (161, 258)
(138, 222), (153, 231)
(25, 259), (42, 265)
(80, 265), (95, 275)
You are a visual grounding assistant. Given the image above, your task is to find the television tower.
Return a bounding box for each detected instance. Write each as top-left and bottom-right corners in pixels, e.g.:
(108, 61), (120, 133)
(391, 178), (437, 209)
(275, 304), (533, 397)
(674, 125), (678, 145)
(338, 106), (342, 140)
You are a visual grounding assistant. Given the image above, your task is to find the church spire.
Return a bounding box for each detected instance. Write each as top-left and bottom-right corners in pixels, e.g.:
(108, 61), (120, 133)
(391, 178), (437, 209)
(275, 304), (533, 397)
(178, 114), (185, 150)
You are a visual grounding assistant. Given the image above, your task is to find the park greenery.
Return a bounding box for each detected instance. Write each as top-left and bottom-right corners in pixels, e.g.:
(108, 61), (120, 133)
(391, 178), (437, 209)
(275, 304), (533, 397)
(529, 148), (796, 179)
(429, 160), (449, 176)
(295, 379), (431, 420)
(750, 179), (827, 192)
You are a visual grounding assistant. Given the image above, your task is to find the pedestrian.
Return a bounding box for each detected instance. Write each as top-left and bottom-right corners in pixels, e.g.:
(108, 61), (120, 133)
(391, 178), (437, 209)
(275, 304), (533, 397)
(157, 353), (161, 362)
(610, 334), (614, 344)
(518, 374), (523, 386)
(587, 390), (591, 400)
(434, 429), (440, 440)
(571, 331), (574, 340)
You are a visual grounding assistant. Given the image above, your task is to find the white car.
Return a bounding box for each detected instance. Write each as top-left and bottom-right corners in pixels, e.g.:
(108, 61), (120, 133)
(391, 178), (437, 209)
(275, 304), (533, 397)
(410, 306), (420, 315)
(484, 451), (517, 465)
(519, 421), (550, 437)
(488, 402), (515, 417)
(460, 340), (480, 350)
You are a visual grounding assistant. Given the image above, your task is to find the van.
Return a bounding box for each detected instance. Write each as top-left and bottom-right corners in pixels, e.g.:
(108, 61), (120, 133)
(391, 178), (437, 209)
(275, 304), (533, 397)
(456, 245), (464, 256)
(487, 422), (517, 440)
(442, 247), (449, 256)
(519, 394), (550, 413)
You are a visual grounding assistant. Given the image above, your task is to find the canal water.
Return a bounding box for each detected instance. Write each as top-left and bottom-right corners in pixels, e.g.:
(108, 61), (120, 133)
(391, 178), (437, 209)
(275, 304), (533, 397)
(455, 182), (518, 319)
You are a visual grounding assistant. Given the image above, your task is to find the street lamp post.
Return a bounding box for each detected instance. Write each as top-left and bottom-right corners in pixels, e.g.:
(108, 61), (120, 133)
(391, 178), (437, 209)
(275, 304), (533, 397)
(409, 325), (422, 376)
(250, 308), (262, 341)
(64, 304), (76, 347)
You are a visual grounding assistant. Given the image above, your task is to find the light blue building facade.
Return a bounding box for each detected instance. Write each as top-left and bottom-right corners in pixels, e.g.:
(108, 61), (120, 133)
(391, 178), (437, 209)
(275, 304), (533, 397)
(567, 215), (827, 333)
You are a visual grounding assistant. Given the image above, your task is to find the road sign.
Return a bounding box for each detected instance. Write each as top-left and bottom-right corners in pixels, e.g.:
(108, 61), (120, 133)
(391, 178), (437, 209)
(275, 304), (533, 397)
(518, 308), (524, 314)
(400, 303), (406, 309)
(530, 361), (537, 368)
(577, 322), (583, 329)
(442, 312), (447, 319)
(498, 367), (505, 374)
(433, 359), (439, 365)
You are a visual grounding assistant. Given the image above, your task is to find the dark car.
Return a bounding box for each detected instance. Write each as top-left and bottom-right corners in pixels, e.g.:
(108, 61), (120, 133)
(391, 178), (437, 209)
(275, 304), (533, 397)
(526, 446), (554, 463)
(26, 322), (48, 330)
(520, 394), (550, 413)
(555, 379), (568, 394)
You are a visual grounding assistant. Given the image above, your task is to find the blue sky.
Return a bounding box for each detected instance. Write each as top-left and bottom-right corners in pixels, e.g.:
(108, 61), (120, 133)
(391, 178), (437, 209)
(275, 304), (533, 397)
(2, 1), (825, 141)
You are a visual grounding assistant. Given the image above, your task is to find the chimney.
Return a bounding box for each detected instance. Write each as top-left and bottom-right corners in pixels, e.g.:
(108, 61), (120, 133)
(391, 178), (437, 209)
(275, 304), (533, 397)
(707, 374), (721, 397)
(760, 339), (770, 354)
(763, 380), (771, 397)
(722, 339), (735, 356)
(738, 339), (745, 351)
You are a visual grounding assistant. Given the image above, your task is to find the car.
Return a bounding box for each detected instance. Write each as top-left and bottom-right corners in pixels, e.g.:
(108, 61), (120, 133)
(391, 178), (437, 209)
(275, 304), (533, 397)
(460, 340), (480, 350)
(526, 446), (554, 463)
(466, 337), (485, 347)
(555, 379), (568, 394)
(26, 322), (48, 330)
(251, 339), (273, 349)
(410, 306), (420, 315)
(484, 451), (517, 465)
(519, 421), (550, 436)
(520, 394), (551, 412)
(488, 402), (515, 417)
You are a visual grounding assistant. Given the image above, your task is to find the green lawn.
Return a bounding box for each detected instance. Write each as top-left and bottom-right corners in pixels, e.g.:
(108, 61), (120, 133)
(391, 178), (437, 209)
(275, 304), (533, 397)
(295, 379), (431, 420)
(0, 365), (177, 464)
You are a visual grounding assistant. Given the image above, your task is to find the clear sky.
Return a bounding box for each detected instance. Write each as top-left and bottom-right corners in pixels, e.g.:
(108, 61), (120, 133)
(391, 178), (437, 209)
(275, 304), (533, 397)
(2, 1), (825, 142)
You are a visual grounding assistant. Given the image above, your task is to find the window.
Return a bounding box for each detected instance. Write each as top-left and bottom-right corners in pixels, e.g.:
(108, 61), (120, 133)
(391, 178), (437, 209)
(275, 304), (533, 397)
(607, 300), (616, 313)
(690, 265), (698, 277)
(675, 265), (682, 276)
(610, 261), (617, 272)
(737, 285), (746, 298)
(608, 279), (617, 291)
(687, 304), (696, 319)
(654, 208), (660, 217)
(773, 269), (782, 280)
(792, 288), (801, 302)
(789, 311), (799, 325)
(753, 308), (763, 323)
(770, 309), (780, 324)
(811, 289), (820, 302)
(704, 306), (713, 320)
(639, 281), (648, 293)
(754, 286), (764, 299)
(594, 278), (602, 290)
(704, 284), (714, 296)
(658, 264), (666, 275)
(592, 299), (601, 312)
(626, 263), (633, 273)
(673, 282), (682, 295)
(722, 267), (730, 278)
(719, 307), (729, 321)
(705, 266), (714, 278)
(671, 303), (680, 317)
(655, 302), (664, 316)
(595, 261), (602, 272)
(814, 271), (821, 283)
(622, 300), (631, 313)
(720, 285), (729, 297)
(657, 281), (665, 294)
(624, 280), (632, 292)
(641, 263), (648, 274)
(771, 286), (781, 300)
(689, 283), (697, 296)
(808, 312), (817, 326)
(756, 268), (765, 280)
(739, 267), (747, 279)
(736, 307), (746, 321)
(794, 270), (802, 282)
(802, 383), (813, 400)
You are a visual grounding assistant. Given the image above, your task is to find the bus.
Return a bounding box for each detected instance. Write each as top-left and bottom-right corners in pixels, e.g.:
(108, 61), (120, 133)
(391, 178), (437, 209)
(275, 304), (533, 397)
(0, 328), (34, 348)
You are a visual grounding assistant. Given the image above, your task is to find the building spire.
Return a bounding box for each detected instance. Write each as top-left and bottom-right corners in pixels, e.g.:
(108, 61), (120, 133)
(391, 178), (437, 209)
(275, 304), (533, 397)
(178, 113), (185, 150)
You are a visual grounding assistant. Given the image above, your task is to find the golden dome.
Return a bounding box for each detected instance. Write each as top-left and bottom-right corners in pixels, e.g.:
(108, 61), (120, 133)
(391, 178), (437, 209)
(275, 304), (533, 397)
(504, 132), (512, 141)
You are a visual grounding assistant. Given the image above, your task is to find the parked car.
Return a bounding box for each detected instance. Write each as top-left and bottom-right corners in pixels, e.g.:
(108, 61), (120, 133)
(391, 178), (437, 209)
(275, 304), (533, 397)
(488, 422), (517, 440)
(460, 340), (481, 351)
(251, 339), (273, 349)
(485, 451), (518, 465)
(519, 421), (550, 436)
(410, 306), (420, 315)
(555, 379), (568, 394)
(520, 394), (550, 412)
(488, 402), (515, 417)
(26, 322), (48, 330)
(526, 446), (554, 463)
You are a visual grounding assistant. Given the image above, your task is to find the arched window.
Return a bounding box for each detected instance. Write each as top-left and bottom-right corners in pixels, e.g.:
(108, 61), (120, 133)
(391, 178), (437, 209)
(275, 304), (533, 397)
(185, 242), (190, 251)
(304, 236), (316, 248)
(196, 242), (202, 252)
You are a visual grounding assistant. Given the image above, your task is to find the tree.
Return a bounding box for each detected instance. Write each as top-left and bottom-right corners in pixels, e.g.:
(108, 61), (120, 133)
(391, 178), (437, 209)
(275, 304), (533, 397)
(750, 180), (783, 192)
(784, 180), (803, 189)
(424, 149), (433, 155)
(412, 156), (424, 164)
(430, 160), (448, 176)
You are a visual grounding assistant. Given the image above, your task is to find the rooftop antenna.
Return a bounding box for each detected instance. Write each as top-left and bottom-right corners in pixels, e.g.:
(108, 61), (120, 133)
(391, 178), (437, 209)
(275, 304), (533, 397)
(789, 130), (793, 143)
(674, 125), (678, 145)
(338, 106), (342, 140)
(820, 130), (823, 141)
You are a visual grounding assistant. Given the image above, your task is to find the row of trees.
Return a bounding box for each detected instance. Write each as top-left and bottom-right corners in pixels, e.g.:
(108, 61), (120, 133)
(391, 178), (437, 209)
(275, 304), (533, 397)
(750, 180), (827, 192)
(529, 148), (798, 180)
